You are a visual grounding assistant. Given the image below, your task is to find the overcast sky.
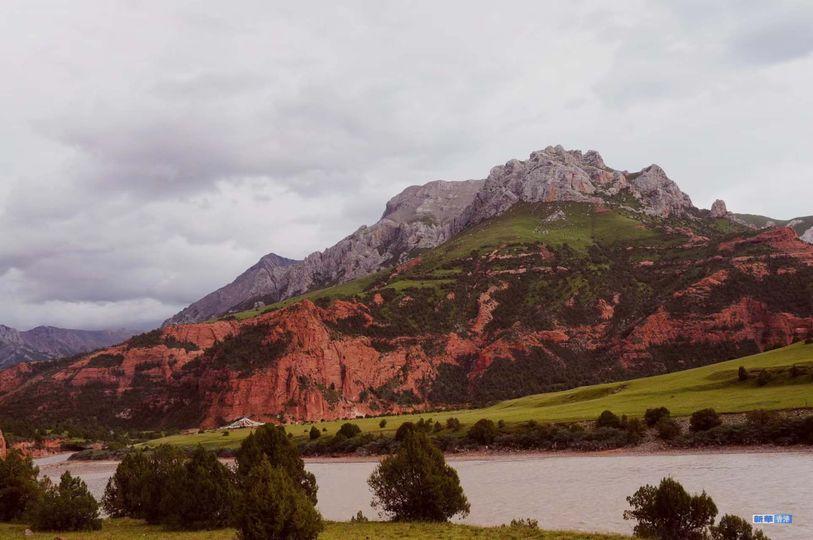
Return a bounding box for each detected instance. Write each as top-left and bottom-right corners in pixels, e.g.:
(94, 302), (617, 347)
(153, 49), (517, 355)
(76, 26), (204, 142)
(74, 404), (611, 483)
(1, 1), (812, 331)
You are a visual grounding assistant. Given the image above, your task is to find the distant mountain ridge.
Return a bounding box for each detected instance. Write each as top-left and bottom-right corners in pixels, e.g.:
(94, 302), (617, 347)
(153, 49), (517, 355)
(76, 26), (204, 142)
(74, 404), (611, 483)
(166, 145), (708, 325)
(0, 325), (135, 368)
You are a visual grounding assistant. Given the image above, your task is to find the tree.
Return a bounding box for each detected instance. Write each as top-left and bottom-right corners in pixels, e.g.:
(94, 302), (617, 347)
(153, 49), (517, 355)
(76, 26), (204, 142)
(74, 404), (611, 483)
(0, 449), (41, 521)
(644, 407), (671, 427)
(29, 472), (101, 532)
(445, 417), (461, 431)
(737, 366), (748, 381)
(623, 477), (717, 540)
(309, 426), (321, 440)
(711, 514), (770, 540)
(369, 430), (469, 522)
(102, 445), (185, 523)
(236, 424), (317, 504)
(161, 446), (236, 530)
(467, 419), (498, 445)
(235, 457), (323, 540)
(379, 419), (387, 429)
(596, 410), (622, 429)
(336, 423), (361, 439)
(690, 408), (722, 432)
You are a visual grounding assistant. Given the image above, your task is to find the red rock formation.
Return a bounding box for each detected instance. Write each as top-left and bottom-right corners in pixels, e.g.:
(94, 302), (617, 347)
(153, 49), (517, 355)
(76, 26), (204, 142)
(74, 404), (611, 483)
(0, 429), (6, 459)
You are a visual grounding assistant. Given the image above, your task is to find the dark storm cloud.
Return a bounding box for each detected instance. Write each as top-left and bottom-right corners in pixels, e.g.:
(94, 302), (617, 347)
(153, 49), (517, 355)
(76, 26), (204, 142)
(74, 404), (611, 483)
(0, 1), (811, 330)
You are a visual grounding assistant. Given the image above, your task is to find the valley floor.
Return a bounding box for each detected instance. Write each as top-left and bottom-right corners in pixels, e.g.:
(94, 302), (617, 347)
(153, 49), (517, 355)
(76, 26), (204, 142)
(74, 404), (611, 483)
(0, 519), (632, 539)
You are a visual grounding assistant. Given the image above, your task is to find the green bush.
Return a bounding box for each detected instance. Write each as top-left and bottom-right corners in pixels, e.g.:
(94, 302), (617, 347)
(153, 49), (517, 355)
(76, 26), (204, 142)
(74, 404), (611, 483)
(655, 417), (682, 440)
(161, 446), (236, 530)
(236, 424), (317, 504)
(624, 477), (718, 540)
(379, 419), (387, 428)
(29, 472), (101, 532)
(596, 410), (622, 429)
(644, 407), (671, 427)
(467, 419), (498, 445)
(309, 426), (321, 440)
(336, 423), (361, 439)
(690, 408), (722, 432)
(368, 430), (469, 521)
(235, 458), (323, 540)
(737, 366), (748, 381)
(395, 421), (416, 441)
(445, 417), (462, 431)
(0, 449), (40, 521)
(711, 514), (770, 540)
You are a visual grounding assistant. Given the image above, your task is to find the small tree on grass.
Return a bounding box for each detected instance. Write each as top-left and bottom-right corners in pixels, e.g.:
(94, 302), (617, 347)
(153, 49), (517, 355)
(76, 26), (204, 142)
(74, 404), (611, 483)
(644, 407), (671, 427)
(336, 423), (361, 439)
(236, 424), (317, 504)
(379, 419), (387, 428)
(737, 366), (748, 381)
(690, 408), (722, 432)
(29, 471), (101, 532)
(655, 417), (682, 440)
(309, 426), (321, 440)
(446, 417), (461, 431)
(0, 449), (40, 521)
(369, 430), (469, 522)
(395, 421), (416, 441)
(467, 419), (498, 445)
(624, 477), (717, 540)
(711, 514), (770, 540)
(235, 458), (323, 540)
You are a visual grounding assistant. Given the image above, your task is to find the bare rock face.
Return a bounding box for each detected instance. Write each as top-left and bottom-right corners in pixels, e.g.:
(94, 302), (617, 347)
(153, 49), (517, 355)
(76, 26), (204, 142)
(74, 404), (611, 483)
(166, 145), (695, 324)
(710, 199), (728, 218)
(801, 226), (813, 244)
(0, 428), (6, 459)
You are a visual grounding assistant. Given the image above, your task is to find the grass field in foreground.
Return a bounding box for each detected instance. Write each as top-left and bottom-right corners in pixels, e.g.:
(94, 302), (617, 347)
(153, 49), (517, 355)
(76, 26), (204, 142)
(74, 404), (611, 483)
(0, 519), (632, 539)
(147, 341), (813, 451)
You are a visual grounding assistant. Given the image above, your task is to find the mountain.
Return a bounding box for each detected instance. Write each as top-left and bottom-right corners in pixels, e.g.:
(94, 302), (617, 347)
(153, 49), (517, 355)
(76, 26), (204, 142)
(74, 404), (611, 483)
(167, 146), (699, 325)
(710, 200), (813, 243)
(0, 325), (135, 369)
(1, 145), (811, 431)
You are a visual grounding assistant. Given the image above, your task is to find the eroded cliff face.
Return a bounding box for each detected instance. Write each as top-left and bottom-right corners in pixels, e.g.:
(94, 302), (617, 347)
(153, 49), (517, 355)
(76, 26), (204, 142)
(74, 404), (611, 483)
(2, 214), (812, 430)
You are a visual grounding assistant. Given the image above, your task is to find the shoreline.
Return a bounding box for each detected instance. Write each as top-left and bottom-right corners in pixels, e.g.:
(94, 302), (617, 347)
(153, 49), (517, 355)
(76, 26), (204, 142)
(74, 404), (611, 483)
(302, 443), (813, 464)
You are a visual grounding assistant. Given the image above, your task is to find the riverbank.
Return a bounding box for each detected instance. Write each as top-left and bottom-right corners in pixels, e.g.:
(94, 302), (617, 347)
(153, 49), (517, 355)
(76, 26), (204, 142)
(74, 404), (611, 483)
(0, 518), (632, 539)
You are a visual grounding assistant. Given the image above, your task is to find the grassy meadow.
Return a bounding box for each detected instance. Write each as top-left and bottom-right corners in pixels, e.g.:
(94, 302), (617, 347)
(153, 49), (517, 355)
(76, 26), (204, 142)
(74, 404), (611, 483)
(0, 519), (632, 539)
(147, 341), (813, 451)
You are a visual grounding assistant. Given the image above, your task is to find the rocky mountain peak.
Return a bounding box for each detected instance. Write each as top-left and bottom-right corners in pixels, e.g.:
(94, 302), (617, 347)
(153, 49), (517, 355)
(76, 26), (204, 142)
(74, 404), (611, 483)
(381, 179), (484, 226)
(710, 199), (728, 218)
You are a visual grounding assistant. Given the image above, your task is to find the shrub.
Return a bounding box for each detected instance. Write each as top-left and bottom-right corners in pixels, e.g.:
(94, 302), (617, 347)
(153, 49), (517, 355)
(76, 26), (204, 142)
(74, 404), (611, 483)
(711, 514), (770, 540)
(690, 408), (722, 432)
(644, 407), (671, 427)
(624, 477), (718, 540)
(756, 370), (772, 387)
(309, 426), (321, 440)
(655, 417), (682, 440)
(596, 410), (622, 429)
(161, 446), (236, 529)
(29, 472), (101, 532)
(467, 419), (498, 445)
(336, 423), (361, 439)
(235, 458), (323, 540)
(236, 424), (317, 504)
(446, 417), (461, 431)
(379, 419), (387, 428)
(433, 421), (443, 433)
(745, 410), (777, 428)
(350, 510), (369, 522)
(738, 366), (748, 381)
(395, 422), (416, 441)
(508, 517), (539, 529)
(368, 430), (469, 521)
(0, 449), (40, 521)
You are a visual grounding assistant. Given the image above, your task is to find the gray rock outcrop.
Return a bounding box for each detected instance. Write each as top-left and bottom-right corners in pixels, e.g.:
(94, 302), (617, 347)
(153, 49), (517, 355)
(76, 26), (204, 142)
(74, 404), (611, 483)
(710, 199), (728, 218)
(0, 325), (134, 368)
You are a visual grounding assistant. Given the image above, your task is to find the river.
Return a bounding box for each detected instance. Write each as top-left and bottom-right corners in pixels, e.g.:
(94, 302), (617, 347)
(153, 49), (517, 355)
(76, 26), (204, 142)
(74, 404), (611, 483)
(36, 450), (812, 539)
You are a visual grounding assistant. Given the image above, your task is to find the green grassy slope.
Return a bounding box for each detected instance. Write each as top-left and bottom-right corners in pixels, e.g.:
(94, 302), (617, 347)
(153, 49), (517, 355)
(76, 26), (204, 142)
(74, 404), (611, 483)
(148, 341), (813, 451)
(0, 519), (631, 539)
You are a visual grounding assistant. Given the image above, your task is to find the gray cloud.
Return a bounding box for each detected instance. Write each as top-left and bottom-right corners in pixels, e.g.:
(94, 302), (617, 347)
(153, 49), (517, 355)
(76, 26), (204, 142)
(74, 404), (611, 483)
(0, 1), (811, 330)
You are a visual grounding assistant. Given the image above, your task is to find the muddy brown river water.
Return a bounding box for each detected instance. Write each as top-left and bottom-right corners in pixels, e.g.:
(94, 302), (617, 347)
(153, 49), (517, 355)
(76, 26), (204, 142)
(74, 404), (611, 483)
(37, 450), (812, 539)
